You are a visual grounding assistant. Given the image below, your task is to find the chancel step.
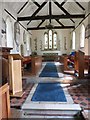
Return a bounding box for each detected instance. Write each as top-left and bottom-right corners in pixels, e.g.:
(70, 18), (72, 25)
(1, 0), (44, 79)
(22, 103), (81, 116)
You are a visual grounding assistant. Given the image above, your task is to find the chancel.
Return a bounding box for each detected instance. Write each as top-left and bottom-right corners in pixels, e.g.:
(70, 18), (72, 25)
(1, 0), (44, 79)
(0, 0), (90, 119)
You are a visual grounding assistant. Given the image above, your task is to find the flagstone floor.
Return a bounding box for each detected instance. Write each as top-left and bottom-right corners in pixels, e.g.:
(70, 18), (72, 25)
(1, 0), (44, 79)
(10, 62), (89, 119)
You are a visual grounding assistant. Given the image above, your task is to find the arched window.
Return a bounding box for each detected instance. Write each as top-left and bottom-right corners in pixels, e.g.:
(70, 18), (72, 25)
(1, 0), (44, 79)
(44, 30), (57, 50)
(72, 31), (75, 50)
(53, 32), (57, 50)
(6, 16), (13, 48)
(44, 32), (48, 50)
(49, 30), (53, 49)
(80, 24), (85, 48)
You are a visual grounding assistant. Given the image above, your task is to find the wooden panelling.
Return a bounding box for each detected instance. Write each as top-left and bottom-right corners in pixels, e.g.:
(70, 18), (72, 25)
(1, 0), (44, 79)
(0, 83), (10, 119)
(31, 56), (42, 75)
(8, 54), (23, 97)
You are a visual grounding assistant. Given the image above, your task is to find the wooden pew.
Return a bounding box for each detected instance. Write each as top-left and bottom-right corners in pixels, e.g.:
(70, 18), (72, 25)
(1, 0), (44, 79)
(63, 50), (85, 79)
(84, 55), (90, 75)
(63, 51), (90, 79)
(31, 56), (42, 75)
(23, 56), (42, 75)
(0, 83), (10, 119)
(74, 50), (85, 79)
(63, 55), (75, 71)
(63, 55), (69, 70)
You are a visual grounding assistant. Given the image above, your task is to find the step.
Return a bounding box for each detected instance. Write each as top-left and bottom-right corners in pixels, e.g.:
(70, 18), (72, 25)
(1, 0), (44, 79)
(22, 103), (81, 116)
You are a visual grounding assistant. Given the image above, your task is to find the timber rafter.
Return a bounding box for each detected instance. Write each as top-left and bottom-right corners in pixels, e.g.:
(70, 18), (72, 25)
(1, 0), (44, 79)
(16, 0), (86, 30)
(17, 14), (85, 21)
(27, 26), (75, 30)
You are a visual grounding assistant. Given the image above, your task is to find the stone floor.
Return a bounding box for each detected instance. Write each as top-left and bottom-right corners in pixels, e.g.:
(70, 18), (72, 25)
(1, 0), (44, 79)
(10, 62), (89, 119)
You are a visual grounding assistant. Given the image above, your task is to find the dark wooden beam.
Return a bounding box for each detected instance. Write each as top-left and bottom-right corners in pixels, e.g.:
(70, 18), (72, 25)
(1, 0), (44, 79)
(55, 19), (64, 26)
(52, 0), (75, 24)
(18, 14), (85, 21)
(49, 1), (52, 23)
(4, 9), (16, 20)
(70, 18), (75, 23)
(4, 9), (32, 35)
(27, 20), (31, 25)
(61, 0), (67, 6)
(27, 26), (75, 30)
(27, 0), (48, 25)
(52, 0), (70, 15)
(74, 12), (90, 31)
(31, 0), (40, 7)
(17, 1), (28, 14)
(37, 20), (45, 28)
(74, 0), (85, 11)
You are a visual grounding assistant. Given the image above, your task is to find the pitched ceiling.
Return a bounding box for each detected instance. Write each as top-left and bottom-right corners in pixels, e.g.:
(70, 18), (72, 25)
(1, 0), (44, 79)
(5, 0), (89, 30)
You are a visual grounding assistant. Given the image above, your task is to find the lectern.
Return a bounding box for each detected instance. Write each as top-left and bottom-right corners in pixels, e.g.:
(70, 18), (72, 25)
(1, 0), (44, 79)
(8, 54), (24, 97)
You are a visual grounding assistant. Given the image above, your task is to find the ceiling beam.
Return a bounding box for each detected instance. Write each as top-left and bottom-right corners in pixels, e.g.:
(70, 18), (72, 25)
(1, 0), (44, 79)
(37, 20), (45, 28)
(27, 0), (48, 25)
(27, 26), (75, 30)
(4, 9), (32, 35)
(49, 1), (52, 23)
(31, 0), (40, 7)
(52, 0), (70, 15)
(17, 14), (85, 21)
(52, 0), (75, 24)
(17, 1), (28, 14)
(55, 19), (64, 26)
(61, 0), (67, 6)
(70, 18), (75, 23)
(74, 0), (85, 11)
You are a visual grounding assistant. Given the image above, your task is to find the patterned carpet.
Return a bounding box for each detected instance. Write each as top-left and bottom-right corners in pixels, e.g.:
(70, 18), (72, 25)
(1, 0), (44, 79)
(10, 81), (34, 109)
(68, 82), (90, 110)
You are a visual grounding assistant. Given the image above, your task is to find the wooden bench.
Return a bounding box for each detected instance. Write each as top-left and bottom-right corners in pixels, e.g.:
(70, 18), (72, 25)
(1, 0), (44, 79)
(23, 56), (42, 75)
(84, 55), (90, 75)
(31, 56), (42, 75)
(74, 50), (85, 78)
(63, 50), (85, 79)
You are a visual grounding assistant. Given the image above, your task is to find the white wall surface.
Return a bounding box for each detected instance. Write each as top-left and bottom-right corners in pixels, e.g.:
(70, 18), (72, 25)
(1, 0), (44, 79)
(1, 2), (32, 56)
(73, 15), (90, 55)
(1, 2), (90, 56)
(31, 29), (71, 55)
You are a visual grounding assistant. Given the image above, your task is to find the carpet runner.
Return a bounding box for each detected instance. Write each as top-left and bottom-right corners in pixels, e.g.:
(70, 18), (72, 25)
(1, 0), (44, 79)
(39, 62), (59, 77)
(31, 83), (67, 102)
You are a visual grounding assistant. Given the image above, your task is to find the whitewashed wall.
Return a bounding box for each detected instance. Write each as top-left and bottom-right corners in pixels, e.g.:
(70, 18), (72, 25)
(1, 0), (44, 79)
(1, 2), (90, 56)
(31, 29), (71, 55)
(73, 15), (90, 55)
(1, 2), (32, 56)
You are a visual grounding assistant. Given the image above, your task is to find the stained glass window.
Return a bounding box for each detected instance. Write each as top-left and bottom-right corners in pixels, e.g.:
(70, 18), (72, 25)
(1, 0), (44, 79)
(44, 30), (57, 50)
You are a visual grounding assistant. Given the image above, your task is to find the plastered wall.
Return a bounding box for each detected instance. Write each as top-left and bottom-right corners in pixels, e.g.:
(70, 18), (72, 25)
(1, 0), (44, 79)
(31, 29), (71, 55)
(1, 2), (32, 56)
(74, 15), (90, 55)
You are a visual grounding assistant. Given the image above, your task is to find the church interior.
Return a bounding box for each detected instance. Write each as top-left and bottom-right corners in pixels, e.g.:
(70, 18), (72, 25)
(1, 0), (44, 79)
(0, 0), (90, 119)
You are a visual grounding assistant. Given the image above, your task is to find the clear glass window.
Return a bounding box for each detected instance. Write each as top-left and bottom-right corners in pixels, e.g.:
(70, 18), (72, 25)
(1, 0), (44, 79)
(80, 24), (85, 48)
(72, 31), (75, 50)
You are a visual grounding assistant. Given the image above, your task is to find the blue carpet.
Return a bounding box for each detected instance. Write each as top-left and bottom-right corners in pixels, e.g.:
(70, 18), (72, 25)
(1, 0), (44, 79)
(39, 63), (59, 77)
(31, 83), (67, 102)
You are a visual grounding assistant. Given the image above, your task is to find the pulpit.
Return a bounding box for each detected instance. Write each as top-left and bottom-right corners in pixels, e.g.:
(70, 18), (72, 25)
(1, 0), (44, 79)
(8, 54), (24, 97)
